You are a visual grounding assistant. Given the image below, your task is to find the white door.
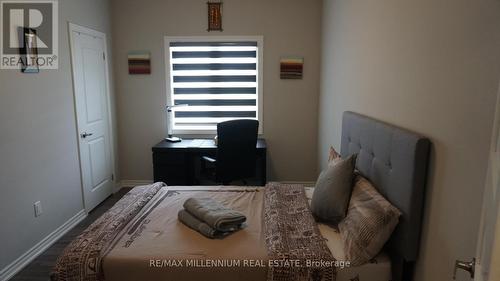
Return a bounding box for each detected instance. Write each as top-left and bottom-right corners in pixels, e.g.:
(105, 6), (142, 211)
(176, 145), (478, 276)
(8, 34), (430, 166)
(69, 24), (113, 212)
(457, 83), (500, 281)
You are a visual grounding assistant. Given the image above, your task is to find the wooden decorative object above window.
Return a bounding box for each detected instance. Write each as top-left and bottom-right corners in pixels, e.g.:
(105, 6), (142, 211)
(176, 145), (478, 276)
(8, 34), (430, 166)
(207, 2), (223, 32)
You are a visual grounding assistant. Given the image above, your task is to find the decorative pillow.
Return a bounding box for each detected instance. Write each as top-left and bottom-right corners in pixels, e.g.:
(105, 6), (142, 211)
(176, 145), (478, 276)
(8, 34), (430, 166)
(338, 175), (402, 266)
(311, 153), (357, 225)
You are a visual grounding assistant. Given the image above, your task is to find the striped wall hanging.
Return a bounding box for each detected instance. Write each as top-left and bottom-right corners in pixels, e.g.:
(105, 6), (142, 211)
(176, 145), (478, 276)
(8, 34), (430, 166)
(280, 57), (303, 79)
(128, 51), (151, 74)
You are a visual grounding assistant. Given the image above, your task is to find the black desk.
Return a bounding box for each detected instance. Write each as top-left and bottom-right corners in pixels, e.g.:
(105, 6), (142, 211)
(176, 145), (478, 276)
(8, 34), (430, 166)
(152, 138), (267, 186)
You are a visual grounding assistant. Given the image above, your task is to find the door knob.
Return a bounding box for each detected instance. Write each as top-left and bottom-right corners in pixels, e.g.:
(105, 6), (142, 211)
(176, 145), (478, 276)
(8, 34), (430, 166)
(453, 258), (475, 279)
(80, 132), (93, 138)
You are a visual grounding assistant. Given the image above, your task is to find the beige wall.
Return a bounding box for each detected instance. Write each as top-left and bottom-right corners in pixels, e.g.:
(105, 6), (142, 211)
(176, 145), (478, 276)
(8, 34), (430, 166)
(111, 0), (322, 182)
(319, 1), (500, 281)
(0, 0), (115, 271)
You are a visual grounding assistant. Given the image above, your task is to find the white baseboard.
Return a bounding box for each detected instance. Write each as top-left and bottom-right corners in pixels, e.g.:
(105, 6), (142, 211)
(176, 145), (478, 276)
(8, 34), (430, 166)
(112, 181), (121, 193)
(118, 180), (153, 189)
(0, 210), (87, 281)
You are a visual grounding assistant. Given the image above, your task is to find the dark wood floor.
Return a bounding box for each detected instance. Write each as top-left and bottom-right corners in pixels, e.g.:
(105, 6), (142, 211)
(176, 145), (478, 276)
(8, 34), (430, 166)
(11, 188), (131, 281)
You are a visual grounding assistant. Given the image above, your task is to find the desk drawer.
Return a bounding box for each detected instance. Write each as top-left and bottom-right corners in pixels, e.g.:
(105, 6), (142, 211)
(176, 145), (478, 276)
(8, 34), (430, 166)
(153, 152), (187, 165)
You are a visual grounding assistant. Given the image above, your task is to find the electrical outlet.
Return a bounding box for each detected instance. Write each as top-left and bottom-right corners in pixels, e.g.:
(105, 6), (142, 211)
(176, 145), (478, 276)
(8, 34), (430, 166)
(34, 201), (42, 217)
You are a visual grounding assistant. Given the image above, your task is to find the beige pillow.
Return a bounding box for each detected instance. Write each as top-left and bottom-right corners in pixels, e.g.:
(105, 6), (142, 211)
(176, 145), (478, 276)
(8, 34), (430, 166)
(338, 175), (401, 266)
(328, 146), (342, 165)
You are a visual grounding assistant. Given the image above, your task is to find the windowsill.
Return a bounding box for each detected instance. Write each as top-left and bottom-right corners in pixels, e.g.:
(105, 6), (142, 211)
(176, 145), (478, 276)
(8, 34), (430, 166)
(170, 132), (265, 138)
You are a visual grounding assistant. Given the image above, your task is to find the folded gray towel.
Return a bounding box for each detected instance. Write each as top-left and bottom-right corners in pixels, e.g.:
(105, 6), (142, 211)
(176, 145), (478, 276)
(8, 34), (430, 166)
(178, 209), (229, 239)
(183, 197), (246, 232)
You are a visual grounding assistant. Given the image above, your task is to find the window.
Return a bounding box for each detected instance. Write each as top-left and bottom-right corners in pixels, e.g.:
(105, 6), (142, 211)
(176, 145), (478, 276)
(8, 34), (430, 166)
(165, 36), (263, 134)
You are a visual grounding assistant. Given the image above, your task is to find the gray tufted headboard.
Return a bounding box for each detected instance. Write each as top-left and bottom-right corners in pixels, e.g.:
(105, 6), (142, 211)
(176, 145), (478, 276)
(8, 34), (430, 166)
(340, 112), (430, 276)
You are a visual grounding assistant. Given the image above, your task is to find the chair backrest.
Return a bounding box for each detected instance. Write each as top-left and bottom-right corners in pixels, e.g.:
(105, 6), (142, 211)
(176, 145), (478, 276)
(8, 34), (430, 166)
(216, 119), (259, 184)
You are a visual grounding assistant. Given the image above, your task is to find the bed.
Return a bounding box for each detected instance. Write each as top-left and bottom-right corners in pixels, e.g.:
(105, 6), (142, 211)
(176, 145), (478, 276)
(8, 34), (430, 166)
(52, 111), (430, 281)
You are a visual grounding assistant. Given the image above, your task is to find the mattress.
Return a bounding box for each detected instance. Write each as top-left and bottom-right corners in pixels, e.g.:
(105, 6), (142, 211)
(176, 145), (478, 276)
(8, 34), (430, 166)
(305, 187), (392, 281)
(107, 185), (392, 281)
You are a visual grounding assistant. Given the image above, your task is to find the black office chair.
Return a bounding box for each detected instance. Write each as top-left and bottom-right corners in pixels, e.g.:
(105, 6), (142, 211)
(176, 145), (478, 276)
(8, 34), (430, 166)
(200, 119), (259, 185)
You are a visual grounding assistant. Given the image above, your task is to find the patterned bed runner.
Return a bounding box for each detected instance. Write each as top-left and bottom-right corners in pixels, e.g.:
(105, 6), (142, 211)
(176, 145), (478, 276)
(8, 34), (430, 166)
(264, 182), (336, 281)
(51, 182), (165, 281)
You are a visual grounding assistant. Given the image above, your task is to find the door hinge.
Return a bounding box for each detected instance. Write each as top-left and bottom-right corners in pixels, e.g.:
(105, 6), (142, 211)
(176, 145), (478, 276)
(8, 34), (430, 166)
(103, 52), (105, 60)
(111, 174), (114, 181)
(453, 258), (475, 279)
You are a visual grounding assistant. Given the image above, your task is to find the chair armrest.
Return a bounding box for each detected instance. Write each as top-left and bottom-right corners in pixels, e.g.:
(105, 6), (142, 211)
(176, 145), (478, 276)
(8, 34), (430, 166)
(201, 156), (217, 163)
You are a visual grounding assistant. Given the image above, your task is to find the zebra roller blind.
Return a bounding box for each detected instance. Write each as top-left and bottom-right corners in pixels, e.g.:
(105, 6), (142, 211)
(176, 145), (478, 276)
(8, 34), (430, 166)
(167, 38), (262, 133)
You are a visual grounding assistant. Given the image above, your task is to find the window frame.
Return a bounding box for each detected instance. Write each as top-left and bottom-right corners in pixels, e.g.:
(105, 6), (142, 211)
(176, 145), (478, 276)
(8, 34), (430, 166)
(164, 36), (264, 135)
